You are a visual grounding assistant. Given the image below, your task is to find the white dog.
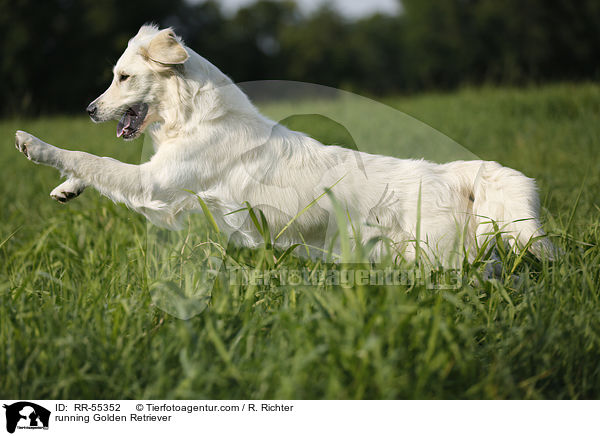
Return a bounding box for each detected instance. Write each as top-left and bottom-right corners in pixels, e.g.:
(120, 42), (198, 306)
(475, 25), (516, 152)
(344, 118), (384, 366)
(15, 25), (553, 265)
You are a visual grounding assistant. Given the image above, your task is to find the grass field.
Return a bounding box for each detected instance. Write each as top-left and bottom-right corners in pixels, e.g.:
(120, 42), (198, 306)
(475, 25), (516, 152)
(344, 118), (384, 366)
(1, 83), (599, 399)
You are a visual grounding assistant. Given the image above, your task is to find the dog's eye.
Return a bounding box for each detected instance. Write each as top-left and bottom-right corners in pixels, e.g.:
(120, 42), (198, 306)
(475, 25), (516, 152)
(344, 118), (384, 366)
(119, 74), (130, 82)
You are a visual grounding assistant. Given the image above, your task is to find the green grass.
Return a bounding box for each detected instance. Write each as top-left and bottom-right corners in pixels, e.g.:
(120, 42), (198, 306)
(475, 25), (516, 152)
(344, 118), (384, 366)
(1, 83), (599, 399)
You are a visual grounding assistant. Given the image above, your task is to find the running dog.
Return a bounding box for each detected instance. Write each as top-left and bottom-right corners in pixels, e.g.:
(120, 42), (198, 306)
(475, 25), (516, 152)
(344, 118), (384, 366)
(14, 25), (554, 264)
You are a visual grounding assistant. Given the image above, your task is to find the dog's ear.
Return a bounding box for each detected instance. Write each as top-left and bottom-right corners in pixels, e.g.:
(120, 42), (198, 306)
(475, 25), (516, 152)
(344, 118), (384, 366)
(146, 29), (189, 65)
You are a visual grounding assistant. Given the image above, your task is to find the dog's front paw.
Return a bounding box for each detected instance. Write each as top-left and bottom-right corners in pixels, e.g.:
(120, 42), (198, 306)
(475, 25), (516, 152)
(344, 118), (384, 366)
(50, 189), (79, 204)
(50, 178), (86, 203)
(15, 130), (53, 164)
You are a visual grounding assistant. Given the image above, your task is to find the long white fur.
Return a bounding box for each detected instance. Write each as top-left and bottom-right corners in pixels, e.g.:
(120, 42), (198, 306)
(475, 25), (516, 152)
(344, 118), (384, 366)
(15, 25), (554, 265)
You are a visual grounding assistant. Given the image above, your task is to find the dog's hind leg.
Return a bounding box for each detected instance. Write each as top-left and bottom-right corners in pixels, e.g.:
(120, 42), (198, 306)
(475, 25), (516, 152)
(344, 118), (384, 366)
(50, 177), (87, 203)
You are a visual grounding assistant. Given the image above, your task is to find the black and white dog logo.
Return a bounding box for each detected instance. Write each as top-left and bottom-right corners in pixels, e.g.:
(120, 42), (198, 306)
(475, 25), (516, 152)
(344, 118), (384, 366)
(3, 402), (50, 433)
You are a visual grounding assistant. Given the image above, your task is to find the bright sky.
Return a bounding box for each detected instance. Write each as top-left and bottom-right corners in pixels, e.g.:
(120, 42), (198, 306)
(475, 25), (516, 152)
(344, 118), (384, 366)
(188, 0), (400, 19)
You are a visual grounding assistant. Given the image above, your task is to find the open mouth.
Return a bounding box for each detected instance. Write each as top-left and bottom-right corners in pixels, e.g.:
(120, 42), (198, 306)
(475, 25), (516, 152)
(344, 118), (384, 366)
(117, 103), (148, 139)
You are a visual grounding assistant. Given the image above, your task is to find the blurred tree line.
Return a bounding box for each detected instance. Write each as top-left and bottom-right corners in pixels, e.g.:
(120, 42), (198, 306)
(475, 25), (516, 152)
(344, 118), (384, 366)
(1, 0), (599, 116)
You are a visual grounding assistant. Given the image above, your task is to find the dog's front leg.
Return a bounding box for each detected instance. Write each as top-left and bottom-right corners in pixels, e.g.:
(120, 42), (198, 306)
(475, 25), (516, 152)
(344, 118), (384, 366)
(16, 130), (151, 208)
(50, 177), (87, 203)
(15, 130), (63, 167)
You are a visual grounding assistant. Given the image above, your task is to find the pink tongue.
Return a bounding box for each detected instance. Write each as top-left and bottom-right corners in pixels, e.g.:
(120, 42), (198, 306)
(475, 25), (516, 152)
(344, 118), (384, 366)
(117, 114), (132, 137)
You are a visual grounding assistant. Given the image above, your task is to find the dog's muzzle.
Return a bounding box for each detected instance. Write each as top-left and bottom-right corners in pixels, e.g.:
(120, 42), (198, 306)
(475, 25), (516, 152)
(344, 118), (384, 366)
(117, 103), (149, 139)
(86, 102), (99, 121)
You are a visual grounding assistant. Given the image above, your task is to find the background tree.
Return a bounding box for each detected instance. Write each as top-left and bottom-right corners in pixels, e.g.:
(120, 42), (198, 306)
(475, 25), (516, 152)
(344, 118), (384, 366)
(1, 0), (599, 116)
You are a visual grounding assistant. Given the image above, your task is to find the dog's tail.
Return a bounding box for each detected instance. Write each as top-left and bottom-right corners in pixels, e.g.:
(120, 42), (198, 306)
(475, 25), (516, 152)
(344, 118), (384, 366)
(464, 161), (556, 259)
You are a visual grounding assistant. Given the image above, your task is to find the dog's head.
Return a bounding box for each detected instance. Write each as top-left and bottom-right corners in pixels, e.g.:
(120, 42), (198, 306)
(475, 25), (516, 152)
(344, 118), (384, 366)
(86, 25), (189, 140)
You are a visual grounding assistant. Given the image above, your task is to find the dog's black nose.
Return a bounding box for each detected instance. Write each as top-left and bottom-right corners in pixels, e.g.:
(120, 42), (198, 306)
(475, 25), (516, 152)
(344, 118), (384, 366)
(86, 103), (97, 118)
